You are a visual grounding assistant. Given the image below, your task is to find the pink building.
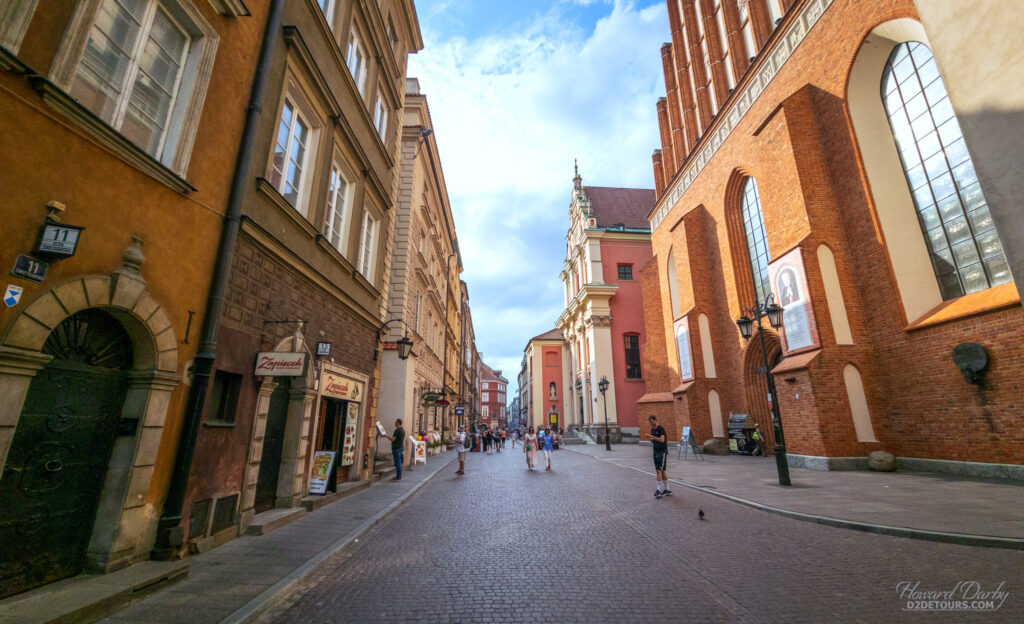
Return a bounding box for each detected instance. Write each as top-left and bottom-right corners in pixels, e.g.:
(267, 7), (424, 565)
(556, 168), (654, 441)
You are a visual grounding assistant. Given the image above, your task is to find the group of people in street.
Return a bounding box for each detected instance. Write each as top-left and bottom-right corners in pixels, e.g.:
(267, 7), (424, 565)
(522, 426), (556, 471)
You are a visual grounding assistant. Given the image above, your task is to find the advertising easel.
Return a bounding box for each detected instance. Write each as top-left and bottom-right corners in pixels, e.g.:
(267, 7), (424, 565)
(677, 426), (703, 461)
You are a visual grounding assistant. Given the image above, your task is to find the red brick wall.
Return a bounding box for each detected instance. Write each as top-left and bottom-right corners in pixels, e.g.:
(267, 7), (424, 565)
(647, 0), (1024, 465)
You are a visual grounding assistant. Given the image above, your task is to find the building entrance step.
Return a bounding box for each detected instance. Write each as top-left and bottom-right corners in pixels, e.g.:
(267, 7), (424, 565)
(0, 560), (188, 624)
(245, 507), (306, 536)
(373, 466), (397, 480)
(301, 479), (371, 512)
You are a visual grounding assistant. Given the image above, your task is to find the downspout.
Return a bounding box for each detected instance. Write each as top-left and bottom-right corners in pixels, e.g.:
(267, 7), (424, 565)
(152, 0), (285, 559)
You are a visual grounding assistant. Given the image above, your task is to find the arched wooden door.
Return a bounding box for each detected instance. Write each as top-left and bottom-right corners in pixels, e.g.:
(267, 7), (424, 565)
(0, 309), (133, 598)
(743, 329), (782, 452)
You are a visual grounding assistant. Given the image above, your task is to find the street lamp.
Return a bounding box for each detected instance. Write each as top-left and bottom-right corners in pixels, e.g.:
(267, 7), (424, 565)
(736, 293), (791, 486)
(598, 376), (611, 451)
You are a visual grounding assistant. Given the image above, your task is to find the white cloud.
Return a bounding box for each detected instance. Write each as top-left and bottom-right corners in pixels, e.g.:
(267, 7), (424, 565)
(410, 1), (668, 398)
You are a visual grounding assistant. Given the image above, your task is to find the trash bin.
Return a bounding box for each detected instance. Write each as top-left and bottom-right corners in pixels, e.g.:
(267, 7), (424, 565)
(727, 414), (756, 455)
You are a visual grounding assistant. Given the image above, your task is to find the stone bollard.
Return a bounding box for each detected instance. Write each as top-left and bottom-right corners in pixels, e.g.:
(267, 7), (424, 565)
(867, 450), (898, 472)
(701, 438), (730, 455)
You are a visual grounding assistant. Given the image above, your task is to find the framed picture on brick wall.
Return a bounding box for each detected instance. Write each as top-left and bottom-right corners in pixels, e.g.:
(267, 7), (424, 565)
(768, 248), (820, 354)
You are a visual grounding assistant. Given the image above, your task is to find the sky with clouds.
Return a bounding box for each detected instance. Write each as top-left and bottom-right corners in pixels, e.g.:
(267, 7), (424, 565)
(408, 0), (668, 395)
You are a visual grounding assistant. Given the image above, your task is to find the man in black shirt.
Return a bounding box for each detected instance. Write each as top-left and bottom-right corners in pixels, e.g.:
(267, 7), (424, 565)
(385, 419), (405, 481)
(646, 415), (672, 499)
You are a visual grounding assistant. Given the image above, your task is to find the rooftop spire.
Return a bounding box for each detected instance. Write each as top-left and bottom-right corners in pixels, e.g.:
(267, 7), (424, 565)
(573, 158), (582, 190)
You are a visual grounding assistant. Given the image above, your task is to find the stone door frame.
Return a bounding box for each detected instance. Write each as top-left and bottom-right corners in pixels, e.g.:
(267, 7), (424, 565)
(0, 273), (180, 573)
(239, 334), (316, 530)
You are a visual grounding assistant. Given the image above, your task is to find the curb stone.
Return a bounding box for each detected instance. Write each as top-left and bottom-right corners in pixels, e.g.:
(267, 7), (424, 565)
(568, 448), (1024, 551)
(219, 454), (458, 624)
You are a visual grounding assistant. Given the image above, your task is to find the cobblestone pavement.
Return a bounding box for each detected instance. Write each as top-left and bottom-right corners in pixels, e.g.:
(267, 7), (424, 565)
(256, 446), (1022, 624)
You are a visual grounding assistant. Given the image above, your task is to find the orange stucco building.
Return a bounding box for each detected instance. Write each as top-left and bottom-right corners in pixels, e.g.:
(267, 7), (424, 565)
(0, 1), (267, 597)
(641, 0), (1022, 474)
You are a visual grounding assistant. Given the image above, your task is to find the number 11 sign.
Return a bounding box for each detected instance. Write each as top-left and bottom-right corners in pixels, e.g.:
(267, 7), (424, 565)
(36, 223), (84, 257)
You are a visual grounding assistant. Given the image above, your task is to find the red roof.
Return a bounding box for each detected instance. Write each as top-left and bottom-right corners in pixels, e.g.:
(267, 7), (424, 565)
(530, 328), (564, 342)
(585, 186), (655, 230)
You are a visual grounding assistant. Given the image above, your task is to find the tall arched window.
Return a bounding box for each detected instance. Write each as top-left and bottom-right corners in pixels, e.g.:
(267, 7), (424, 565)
(881, 42), (1011, 299)
(740, 178), (772, 302)
(667, 249), (681, 319)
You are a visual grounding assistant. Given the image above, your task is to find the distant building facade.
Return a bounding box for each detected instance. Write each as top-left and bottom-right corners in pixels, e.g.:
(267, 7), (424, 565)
(478, 362), (507, 429)
(521, 330), (572, 432)
(556, 170), (654, 442)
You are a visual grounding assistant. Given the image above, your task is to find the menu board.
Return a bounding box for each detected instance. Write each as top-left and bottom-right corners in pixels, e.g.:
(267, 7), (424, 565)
(341, 404), (359, 466)
(674, 316), (693, 381)
(767, 248), (820, 354)
(308, 451), (336, 494)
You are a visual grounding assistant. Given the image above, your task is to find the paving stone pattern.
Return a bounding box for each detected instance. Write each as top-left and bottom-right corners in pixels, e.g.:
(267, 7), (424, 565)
(258, 447), (1023, 623)
(97, 455), (455, 624)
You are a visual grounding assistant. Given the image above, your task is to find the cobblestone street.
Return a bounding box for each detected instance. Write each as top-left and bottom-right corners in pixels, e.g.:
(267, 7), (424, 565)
(257, 447), (1022, 623)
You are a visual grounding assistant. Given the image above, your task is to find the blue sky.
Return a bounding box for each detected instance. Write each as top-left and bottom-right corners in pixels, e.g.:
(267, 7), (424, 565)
(408, 0), (668, 391)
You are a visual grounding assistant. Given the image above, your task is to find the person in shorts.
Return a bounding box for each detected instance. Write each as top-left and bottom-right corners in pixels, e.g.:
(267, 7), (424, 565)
(646, 415), (671, 498)
(455, 426), (467, 475)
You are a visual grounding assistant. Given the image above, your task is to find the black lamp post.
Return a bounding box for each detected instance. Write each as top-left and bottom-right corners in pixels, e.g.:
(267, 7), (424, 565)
(736, 294), (791, 486)
(598, 376), (611, 451)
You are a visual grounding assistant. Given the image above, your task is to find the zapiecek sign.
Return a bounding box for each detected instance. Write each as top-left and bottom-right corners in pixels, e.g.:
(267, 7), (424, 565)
(321, 372), (363, 402)
(254, 352), (307, 376)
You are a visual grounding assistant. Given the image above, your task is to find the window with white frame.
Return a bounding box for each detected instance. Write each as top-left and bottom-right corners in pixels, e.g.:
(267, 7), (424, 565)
(346, 29), (367, 96)
(357, 209), (379, 281)
(69, 0), (191, 159)
(483, 392), (489, 402)
(482, 382), (488, 389)
(414, 293), (422, 332)
(324, 162), (349, 252)
(738, 0), (756, 60)
(373, 93), (388, 140)
(269, 97), (312, 212)
(317, 0), (335, 28)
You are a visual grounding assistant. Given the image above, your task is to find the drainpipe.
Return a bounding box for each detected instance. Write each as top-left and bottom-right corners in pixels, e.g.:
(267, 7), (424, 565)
(152, 0), (285, 560)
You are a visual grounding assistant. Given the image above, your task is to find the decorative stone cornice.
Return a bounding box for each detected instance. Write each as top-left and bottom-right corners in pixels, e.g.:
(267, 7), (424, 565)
(585, 314), (612, 328)
(650, 0), (835, 230)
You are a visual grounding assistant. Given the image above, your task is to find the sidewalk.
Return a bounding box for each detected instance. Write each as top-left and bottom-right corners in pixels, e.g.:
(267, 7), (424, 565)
(566, 445), (1024, 548)
(2, 451), (456, 624)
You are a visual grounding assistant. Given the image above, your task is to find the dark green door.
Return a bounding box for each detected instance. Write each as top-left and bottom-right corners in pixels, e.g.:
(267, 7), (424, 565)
(0, 309), (132, 598)
(255, 378), (290, 513)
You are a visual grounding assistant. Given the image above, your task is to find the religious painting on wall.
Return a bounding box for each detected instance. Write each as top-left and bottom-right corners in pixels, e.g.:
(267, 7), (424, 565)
(674, 316), (694, 381)
(767, 248), (820, 354)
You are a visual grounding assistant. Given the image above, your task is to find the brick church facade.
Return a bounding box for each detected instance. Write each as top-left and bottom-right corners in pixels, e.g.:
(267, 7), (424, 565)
(640, 0), (1022, 471)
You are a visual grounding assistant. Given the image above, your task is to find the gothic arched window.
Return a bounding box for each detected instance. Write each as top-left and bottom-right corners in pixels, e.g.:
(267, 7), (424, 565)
(740, 178), (772, 303)
(881, 42), (1010, 299)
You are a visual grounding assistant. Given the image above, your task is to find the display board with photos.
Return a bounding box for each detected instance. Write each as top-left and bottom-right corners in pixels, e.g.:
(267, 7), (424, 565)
(673, 316), (694, 381)
(767, 247), (820, 354)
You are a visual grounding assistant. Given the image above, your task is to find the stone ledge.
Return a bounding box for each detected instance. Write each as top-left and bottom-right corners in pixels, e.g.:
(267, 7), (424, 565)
(245, 507), (306, 536)
(0, 560), (188, 624)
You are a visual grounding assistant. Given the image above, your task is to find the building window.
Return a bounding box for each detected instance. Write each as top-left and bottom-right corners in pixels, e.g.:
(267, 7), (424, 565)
(617, 264), (633, 280)
(373, 93), (388, 139)
(324, 163), (349, 252)
(483, 382), (488, 389)
(357, 209), (379, 281)
(624, 335), (642, 379)
(69, 0), (190, 159)
(881, 42), (1010, 299)
(714, 0), (735, 90)
(667, 249), (681, 319)
(740, 178), (772, 303)
(414, 293), (422, 333)
(269, 98), (311, 211)
(317, 0), (335, 27)
(207, 370), (242, 424)
(346, 30), (367, 96)
(483, 392), (489, 402)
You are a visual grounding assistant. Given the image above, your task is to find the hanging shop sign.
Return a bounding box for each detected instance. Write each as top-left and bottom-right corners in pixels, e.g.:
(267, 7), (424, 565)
(321, 372), (364, 402)
(11, 254), (48, 283)
(767, 248), (820, 354)
(316, 341), (331, 356)
(674, 316), (694, 381)
(454, 406), (465, 417)
(341, 404), (359, 466)
(254, 352), (307, 376)
(35, 223), (84, 257)
(308, 451), (337, 495)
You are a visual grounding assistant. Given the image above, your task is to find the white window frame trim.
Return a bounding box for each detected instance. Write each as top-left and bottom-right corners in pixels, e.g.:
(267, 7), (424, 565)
(267, 76), (323, 217)
(357, 207), (380, 282)
(324, 156), (353, 254)
(48, 0), (219, 178)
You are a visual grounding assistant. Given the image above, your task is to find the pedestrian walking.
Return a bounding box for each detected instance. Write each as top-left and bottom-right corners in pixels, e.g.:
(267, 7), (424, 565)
(511, 430), (518, 448)
(484, 429), (492, 454)
(501, 428), (507, 449)
(541, 427), (554, 471)
(524, 426), (538, 470)
(454, 426), (467, 475)
(384, 419), (406, 481)
(646, 415), (671, 498)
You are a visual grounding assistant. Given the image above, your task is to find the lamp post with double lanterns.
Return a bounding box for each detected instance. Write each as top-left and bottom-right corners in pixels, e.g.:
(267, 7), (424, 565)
(735, 294), (791, 486)
(598, 376), (611, 451)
